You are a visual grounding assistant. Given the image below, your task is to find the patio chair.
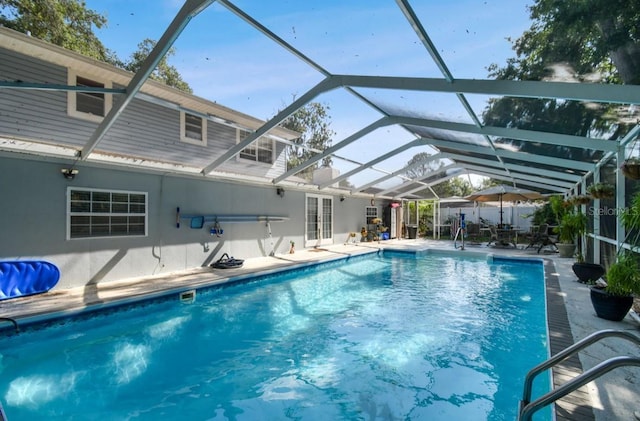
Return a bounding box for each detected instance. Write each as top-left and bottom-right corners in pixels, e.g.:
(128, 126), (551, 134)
(487, 225), (498, 246)
(525, 224), (558, 253)
(487, 225), (506, 246)
(488, 225), (516, 247)
(525, 224), (546, 250)
(465, 222), (481, 243)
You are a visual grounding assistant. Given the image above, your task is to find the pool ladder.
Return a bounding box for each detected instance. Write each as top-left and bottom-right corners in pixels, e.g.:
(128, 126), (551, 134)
(518, 329), (640, 421)
(0, 317), (18, 333)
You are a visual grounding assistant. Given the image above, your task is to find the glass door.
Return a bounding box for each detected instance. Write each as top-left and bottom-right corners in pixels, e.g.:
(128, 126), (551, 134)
(306, 194), (333, 247)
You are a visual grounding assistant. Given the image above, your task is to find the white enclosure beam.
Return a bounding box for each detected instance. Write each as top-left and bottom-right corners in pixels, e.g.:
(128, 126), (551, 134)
(394, 169), (465, 198)
(0, 81), (125, 94)
(217, 0), (392, 122)
(377, 164), (459, 196)
(334, 75), (640, 105)
(447, 153), (582, 183)
(351, 153), (446, 194)
(316, 138), (425, 189)
(425, 138), (595, 172)
(282, 113), (609, 190)
(201, 77), (340, 174)
(396, 0), (507, 176)
(465, 170), (568, 193)
(273, 116), (391, 184)
(81, 0), (214, 159)
(395, 116), (616, 152)
(457, 163), (574, 189)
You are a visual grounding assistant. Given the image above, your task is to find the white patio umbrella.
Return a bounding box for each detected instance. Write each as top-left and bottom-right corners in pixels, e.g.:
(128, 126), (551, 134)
(464, 185), (543, 226)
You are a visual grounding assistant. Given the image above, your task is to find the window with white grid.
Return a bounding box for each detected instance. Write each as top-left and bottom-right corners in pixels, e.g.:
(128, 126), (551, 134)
(67, 187), (147, 239)
(238, 129), (274, 164)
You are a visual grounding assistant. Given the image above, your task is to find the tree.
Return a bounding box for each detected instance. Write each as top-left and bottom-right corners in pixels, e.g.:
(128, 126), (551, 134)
(403, 152), (442, 197)
(436, 177), (473, 198)
(403, 152), (472, 198)
(0, 0), (109, 61)
(281, 102), (335, 180)
(339, 179), (354, 189)
(404, 152), (444, 180)
(478, 178), (506, 190)
(512, 0), (640, 85)
(0, 1), (192, 92)
(122, 38), (192, 93)
(483, 0), (640, 151)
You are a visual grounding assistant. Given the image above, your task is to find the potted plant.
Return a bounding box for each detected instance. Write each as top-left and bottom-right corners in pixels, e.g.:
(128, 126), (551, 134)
(590, 191), (640, 320)
(620, 157), (640, 180)
(586, 182), (614, 199)
(572, 252), (605, 284)
(571, 195), (592, 205)
(570, 190), (606, 280)
(590, 252), (638, 321)
(360, 226), (368, 242)
(556, 211), (587, 258)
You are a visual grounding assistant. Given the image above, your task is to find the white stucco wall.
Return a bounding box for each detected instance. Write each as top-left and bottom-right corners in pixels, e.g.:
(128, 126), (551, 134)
(0, 155), (371, 290)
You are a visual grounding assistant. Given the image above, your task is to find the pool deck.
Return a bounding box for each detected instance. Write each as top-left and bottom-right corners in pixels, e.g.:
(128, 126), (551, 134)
(1, 238), (639, 420)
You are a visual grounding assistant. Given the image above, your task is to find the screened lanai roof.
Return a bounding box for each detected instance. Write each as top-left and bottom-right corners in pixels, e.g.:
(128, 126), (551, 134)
(3, 0), (640, 200)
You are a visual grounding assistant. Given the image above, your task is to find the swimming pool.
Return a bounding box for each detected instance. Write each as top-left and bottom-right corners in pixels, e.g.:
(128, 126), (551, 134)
(0, 250), (550, 420)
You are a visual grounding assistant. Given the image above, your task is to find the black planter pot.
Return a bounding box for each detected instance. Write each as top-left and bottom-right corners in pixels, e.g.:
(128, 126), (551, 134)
(589, 287), (634, 321)
(572, 262), (605, 283)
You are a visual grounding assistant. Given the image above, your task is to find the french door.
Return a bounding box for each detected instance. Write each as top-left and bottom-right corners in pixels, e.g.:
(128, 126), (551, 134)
(305, 194), (333, 247)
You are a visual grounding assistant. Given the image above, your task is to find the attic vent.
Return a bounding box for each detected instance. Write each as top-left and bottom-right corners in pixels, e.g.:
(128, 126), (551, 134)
(180, 112), (207, 146)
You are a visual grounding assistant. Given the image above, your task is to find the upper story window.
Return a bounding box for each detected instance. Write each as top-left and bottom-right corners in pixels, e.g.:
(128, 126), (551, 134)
(67, 70), (112, 122)
(67, 187), (147, 239)
(238, 129), (274, 164)
(180, 112), (207, 146)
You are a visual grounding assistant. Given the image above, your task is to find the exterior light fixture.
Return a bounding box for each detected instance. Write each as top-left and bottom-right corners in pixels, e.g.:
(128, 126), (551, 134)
(61, 168), (79, 180)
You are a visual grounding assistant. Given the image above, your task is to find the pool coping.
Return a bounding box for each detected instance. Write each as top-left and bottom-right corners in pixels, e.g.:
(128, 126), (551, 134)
(0, 245), (379, 327)
(543, 258), (595, 421)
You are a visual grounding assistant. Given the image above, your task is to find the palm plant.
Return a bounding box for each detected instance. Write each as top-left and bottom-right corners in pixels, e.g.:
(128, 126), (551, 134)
(557, 212), (587, 244)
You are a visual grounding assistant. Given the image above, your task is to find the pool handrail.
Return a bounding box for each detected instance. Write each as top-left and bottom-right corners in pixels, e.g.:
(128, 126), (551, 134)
(518, 329), (640, 421)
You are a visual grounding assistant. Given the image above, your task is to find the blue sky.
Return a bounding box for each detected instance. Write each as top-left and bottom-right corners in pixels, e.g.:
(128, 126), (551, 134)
(84, 0), (534, 188)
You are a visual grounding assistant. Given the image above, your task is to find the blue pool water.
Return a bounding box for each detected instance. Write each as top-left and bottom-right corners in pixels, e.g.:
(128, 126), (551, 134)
(0, 251), (550, 420)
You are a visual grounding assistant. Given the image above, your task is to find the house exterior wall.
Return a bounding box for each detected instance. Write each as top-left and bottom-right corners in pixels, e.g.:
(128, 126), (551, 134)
(0, 48), (87, 146)
(0, 155), (371, 290)
(0, 36), (376, 293)
(0, 47), (287, 179)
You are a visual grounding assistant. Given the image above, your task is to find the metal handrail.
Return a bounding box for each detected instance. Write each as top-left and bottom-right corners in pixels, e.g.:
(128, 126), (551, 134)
(0, 317), (18, 334)
(519, 356), (640, 421)
(518, 329), (640, 421)
(521, 329), (640, 404)
(0, 399), (7, 421)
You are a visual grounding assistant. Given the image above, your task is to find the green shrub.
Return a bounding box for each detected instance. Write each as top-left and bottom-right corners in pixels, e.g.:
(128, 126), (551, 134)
(605, 252), (640, 296)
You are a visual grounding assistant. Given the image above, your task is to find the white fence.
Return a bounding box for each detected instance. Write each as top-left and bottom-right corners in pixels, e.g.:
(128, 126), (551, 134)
(439, 203), (540, 232)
